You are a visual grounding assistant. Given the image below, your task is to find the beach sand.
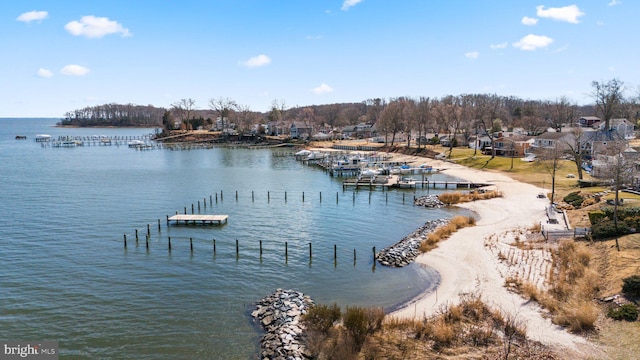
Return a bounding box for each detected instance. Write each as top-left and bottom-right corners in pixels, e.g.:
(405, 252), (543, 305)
(385, 155), (605, 358)
(307, 147), (605, 356)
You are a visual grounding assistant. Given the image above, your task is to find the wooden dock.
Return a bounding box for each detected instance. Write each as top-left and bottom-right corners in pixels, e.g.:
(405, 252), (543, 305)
(343, 175), (490, 190)
(167, 214), (228, 225)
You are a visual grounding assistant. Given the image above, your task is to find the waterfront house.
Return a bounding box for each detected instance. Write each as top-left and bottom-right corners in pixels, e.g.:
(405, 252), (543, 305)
(290, 121), (313, 139)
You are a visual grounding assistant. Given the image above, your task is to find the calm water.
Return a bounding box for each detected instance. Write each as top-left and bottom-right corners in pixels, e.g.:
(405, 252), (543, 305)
(0, 118), (468, 359)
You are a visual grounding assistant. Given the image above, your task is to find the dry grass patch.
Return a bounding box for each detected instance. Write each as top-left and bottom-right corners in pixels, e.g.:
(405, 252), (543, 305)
(438, 189), (502, 205)
(508, 239), (601, 333)
(419, 216), (476, 252)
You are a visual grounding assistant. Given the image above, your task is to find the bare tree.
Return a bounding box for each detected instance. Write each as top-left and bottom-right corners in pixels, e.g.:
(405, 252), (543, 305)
(402, 98), (417, 147)
(537, 141), (564, 204)
(364, 98), (385, 125)
(339, 106), (361, 127)
(209, 97), (237, 133)
(546, 96), (577, 130)
(414, 97), (433, 150)
(562, 127), (586, 180)
(172, 98), (196, 130)
(235, 103), (258, 135)
(378, 100), (405, 146)
(591, 78), (625, 132)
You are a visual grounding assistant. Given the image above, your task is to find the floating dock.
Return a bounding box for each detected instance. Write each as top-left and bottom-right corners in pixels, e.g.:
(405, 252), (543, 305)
(167, 214), (228, 225)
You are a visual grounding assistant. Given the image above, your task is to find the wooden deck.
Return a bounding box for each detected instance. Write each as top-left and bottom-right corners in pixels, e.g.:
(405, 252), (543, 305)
(168, 214), (228, 225)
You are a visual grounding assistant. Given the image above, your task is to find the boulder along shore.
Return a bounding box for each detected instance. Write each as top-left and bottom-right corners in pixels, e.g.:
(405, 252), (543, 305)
(375, 218), (449, 267)
(252, 289), (314, 360)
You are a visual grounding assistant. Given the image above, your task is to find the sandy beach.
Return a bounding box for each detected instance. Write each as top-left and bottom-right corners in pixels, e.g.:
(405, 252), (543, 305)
(382, 154), (605, 358)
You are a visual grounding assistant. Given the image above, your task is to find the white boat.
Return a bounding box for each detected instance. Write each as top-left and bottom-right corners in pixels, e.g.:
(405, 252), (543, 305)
(306, 151), (326, 160)
(294, 149), (312, 157)
(399, 165), (412, 174)
(128, 139), (146, 148)
(360, 168), (382, 176)
(35, 134), (51, 142)
(397, 176), (416, 188)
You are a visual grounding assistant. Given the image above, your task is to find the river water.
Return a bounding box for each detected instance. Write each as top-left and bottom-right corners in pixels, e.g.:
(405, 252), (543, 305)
(0, 118), (469, 359)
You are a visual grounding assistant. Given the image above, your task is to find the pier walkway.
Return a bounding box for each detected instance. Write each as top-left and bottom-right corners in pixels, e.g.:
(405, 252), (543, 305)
(167, 214), (228, 225)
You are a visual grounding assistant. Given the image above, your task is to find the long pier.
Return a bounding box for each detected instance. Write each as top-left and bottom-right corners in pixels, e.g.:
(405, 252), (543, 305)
(167, 214), (228, 226)
(343, 175), (490, 190)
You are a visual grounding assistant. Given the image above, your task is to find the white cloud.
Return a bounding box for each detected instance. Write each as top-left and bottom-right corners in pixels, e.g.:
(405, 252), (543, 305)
(37, 68), (53, 78)
(465, 51), (479, 59)
(513, 34), (554, 51)
(490, 42), (508, 49)
(341, 0), (363, 11)
(536, 5), (585, 24)
(609, 0), (621, 6)
(16, 10), (48, 23)
(311, 83), (334, 94)
(60, 64), (90, 76)
(521, 16), (538, 25)
(240, 54), (271, 68)
(65, 16), (131, 38)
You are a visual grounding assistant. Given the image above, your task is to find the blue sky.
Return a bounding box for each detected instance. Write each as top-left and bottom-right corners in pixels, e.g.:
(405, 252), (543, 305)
(2, 0), (637, 117)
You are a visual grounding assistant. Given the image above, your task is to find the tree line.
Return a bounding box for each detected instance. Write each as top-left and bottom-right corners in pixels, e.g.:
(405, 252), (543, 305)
(59, 103), (166, 127)
(59, 79), (639, 143)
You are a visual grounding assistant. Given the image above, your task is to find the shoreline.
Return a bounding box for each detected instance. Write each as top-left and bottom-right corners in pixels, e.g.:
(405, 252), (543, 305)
(383, 155), (602, 356)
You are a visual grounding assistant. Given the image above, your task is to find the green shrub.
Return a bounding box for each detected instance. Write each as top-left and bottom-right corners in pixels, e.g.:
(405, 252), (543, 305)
(591, 220), (630, 239)
(302, 303), (341, 334)
(607, 304), (639, 321)
(624, 216), (640, 231)
(622, 275), (640, 297)
(588, 211), (606, 225)
(563, 191), (584, 207)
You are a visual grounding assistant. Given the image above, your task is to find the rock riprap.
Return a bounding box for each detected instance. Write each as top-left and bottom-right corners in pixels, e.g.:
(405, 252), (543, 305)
(252, 288), (314, 360)
(414, 194), (445, 208)
(375, 219), (449, 267)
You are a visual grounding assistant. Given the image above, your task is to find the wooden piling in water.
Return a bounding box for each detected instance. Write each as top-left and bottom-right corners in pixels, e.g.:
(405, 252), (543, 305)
(213, 238), (216, 254)
(124, 234), (127, 248)
(302, 191), (305, 202)
(285, 191), (287, 202)
(260, 240), (263, 257)
(221, 191), (223, 202)
(168, 236), (172, 251)
(158, 219), (161, 232)
(320, 191), (322, 203)
(190, 237), (193, 252)
(147, 224), (150, 236)
(252, 190), (254, 202)
(268, 191), (270, 202)
(236, 190), (238, 201)
(334, 244), (337, 261)
(184, 207), (187, 215)
(146, 236), (149, 249)
(198, 201), (200, 211)
(285, 242), (288, 262)
(135, 229), (139, 242)
(191, 204), (194, 214)
(309, 242), (312, 262)
(236, 239), (239, 257)
(336, 191), (339, 204)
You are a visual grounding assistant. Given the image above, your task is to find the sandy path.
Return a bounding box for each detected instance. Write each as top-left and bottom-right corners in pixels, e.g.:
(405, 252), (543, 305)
(386, 157), (605, 358)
